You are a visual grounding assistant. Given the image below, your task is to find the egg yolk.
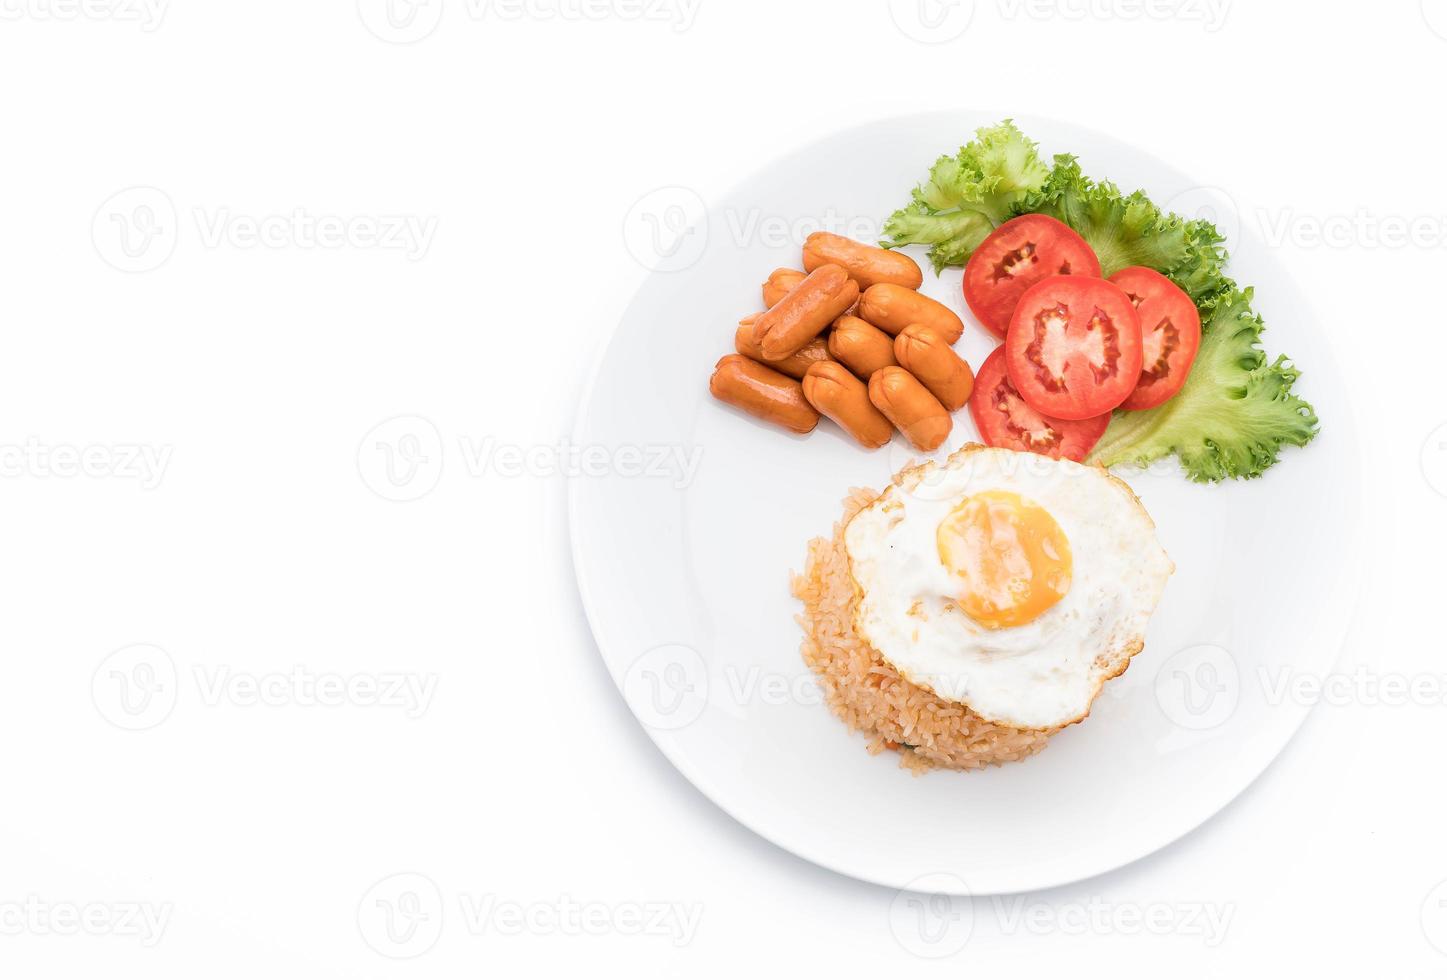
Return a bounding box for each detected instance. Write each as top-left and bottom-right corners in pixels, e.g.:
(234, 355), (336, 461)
(936, 490), (1072, 629)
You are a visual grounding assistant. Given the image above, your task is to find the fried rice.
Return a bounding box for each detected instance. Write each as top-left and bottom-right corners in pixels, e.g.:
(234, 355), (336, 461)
(791, 483), (1059, 774)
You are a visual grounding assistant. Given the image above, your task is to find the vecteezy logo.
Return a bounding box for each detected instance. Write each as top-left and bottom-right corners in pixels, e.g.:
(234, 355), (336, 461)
(1153, 643), (1240, 731)
(888, 0), (973, 43)
(622, 187), (708, 272)
(358, 872), (444, 959)
(92, 644), (179, 731)
(888, 873), (973, 958)
(885, 424), (973, 503)
(622, 643), (709, 731)
(357, 416), (444, 502)
(1163, 185), (1241, 251)
(92, 187), (177, 273)
(357, 0), (443, 43)
(1421, 422), (1447, 498)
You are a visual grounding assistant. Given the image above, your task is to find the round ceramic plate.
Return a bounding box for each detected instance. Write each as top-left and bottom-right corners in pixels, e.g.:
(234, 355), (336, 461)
(569, 112), (1360, 895)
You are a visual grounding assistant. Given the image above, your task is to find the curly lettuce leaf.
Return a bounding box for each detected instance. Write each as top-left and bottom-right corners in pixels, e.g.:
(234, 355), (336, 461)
(882, 202), (995, 262)
(1167, 220), (1229, 309)
(1087, 289), (1319, 481)
(884, 119), (1318, 481)
(881, 120), (1051, 272)
(1018, 154), (1230, 301)
(1013, 150), (1312, 479)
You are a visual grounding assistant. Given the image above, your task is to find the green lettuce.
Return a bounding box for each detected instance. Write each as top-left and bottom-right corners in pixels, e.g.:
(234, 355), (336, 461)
(881, 122), (1318, 482)
(880, 120), (1051, 272)
(1018, 155), (1226, 302)
(1086, 289), (1318, 480)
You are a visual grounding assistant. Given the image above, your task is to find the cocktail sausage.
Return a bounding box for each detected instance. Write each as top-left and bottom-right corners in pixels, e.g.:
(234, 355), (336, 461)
(868, 366), (951, 451)
(803, 232), (923, 291)
(828, 315), (898, 380)
(894, 324), (975, 411)
(859, 283), (964, 342)
(751, 264), (860, 361)
(710, 355), (820, 434)
(802, 362), (893, 449)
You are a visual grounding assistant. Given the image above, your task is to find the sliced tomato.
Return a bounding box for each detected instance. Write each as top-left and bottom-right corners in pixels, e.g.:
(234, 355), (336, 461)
(968, 347), (1110, 462)
(1107, 266), (1202, 411)
(1003, 275), (1143, 421)
(963, 214), (1102, 338)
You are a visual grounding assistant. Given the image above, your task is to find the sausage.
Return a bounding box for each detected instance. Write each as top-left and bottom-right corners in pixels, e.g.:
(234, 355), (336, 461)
(868, 366), (951, 452)
(828, 315), (897, 380)
(734, 321), (832, 380)
(751, 264), (860, 361)
(803, 232), (923, 291)
(802, 362), (893, 450)
(858, 283), (964, 343)
(762, 268), (807, 308)
(710, 354), (820, 434)
(893, 324), (975, 411)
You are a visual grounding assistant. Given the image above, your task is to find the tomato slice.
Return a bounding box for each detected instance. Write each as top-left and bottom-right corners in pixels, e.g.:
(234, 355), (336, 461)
(968, 347), (1110, 462)
(1107, 266), (1202, 411)
(963, 215), (1102, 338)
(1003, 275), (1143, 421)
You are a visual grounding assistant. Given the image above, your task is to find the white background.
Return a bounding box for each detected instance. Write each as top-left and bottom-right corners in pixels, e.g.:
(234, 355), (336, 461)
(0, 0), (1440, 975)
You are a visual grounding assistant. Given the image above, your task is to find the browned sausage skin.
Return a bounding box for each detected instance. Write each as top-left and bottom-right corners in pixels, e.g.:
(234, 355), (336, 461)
(868, 366), (951, 451)
(893, 324), (975, 411)
(751, 264), (859, 361)
(828, 315), (898, 380)
(858, 283), (964, 342)
(709, 354), (820, 434)
(733, 322), (832, 380)
(801, 362), (894, 450)
(762, 268), (807, 308)
(803, 232), (923, 291)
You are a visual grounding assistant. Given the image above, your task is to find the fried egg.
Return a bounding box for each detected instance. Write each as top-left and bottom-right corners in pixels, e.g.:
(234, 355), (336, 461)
(844, 445), (1173, 730)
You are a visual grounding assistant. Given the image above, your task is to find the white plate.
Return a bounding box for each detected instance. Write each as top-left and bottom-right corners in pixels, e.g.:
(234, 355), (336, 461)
(569, 112), (1360, 895)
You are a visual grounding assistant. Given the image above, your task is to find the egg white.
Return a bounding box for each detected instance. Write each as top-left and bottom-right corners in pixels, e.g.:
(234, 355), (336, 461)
(844, 445), (1173, 730)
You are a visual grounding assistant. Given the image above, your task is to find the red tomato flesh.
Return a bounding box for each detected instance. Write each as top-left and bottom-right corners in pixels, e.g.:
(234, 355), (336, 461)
(1003, 275), (1143, 421)
(1108, 266), (1202, 411)
(964, 214), (1102, 338)
(968, 346), (1110, 462)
